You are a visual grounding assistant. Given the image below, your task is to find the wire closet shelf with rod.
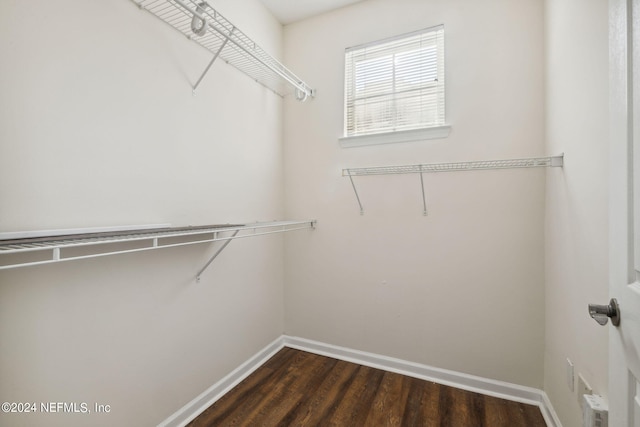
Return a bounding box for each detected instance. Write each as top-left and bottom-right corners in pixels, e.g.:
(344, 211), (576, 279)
(342, 154), (564, 215)
(133, 0), (315, 100)
(0, 221), (317, 281)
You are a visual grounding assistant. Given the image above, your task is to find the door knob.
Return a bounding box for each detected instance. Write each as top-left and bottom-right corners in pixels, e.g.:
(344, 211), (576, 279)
(588, 298), (620, 326)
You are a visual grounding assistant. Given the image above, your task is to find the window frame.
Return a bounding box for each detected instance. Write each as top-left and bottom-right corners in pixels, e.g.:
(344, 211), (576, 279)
(340, 25), (450, 148)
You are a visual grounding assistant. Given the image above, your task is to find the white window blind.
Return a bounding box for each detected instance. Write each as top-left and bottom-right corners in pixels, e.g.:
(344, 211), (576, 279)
(344, 25), (445, 138)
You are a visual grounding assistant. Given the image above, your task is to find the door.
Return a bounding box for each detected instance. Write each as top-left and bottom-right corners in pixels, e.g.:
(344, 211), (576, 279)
(609, 0), (640, 425)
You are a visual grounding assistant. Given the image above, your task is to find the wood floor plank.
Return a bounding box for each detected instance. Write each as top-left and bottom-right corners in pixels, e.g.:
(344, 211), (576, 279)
(268, 352), (340, 425)
(402, 377), (441, 426)
(188, 348), (548, 427)
(238, 355), (325, 425)
(483, 394), (510, 426)
(283, 359), (360, 425)
(522, 402), (549, 427)
(188, 364), (276, 427)
(440, 386), (475, 427)
(505, 399), (547, 427)
(327, 365), (385, 426)
(363, 371), (411, 426)
(221, 350), (329, 426)
(261, 347), (298, 371)
(189, 349), (311, 426)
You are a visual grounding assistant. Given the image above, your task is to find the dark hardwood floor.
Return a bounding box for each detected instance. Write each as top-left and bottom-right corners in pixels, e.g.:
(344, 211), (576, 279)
(188, 348), (547, 426)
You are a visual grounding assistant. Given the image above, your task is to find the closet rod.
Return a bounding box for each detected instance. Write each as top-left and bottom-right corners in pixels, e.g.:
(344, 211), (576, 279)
(343, 154), (564, 215)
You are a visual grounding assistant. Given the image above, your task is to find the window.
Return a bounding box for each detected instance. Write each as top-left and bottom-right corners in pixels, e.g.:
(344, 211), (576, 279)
(342, 25), (447, 146)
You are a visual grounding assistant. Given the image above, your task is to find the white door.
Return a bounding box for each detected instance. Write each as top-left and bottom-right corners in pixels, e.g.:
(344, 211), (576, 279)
(609, 0), (640, 425)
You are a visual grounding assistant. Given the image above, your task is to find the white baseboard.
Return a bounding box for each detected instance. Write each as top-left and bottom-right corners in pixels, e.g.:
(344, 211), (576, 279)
(158, 334), (562, 427)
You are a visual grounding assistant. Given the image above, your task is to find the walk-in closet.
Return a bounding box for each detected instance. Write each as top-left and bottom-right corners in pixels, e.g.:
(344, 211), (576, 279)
(0, 0), (621, 426)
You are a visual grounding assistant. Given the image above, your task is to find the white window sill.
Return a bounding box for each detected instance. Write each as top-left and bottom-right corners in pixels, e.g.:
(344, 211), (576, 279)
(339, 125), (451, 148)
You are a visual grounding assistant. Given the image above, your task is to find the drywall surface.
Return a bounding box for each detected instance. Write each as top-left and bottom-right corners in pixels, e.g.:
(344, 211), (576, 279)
(0, 0), (286, 425)
(544, 0), (609, 426)
(283, 0), (546, 388)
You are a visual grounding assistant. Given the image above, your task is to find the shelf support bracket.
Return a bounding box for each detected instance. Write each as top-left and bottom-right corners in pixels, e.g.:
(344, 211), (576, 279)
(192, 28), (234, 94)
(347, 171), (364, 215)
(195, 229), (240, 282)
(419, 168), (428, 216)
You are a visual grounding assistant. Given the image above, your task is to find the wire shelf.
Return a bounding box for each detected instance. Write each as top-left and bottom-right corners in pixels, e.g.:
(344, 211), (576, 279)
(342, 155), (564, 215)
(134, 0), (314, 99)
(0, 220), (316, 271)
(342, 155), (564, 177)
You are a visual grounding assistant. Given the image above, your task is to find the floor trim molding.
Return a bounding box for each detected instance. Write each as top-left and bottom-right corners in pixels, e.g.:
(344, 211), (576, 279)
(159, 335), (562, 427)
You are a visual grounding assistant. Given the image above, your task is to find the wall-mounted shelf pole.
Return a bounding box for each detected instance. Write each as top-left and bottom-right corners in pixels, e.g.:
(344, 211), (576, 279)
(342, 154), (564, 215)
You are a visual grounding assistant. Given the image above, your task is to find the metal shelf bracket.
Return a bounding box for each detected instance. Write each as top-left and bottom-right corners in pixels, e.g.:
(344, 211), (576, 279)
(419, 167), (427, 216)
(346, 170), (364, 215)
(195, 229), (238, 282)
(192, 28), (233, 94)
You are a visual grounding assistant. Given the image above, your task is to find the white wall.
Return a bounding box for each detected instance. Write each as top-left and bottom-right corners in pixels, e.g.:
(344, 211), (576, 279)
(283, 0), (547, 388)
(544, 0), (609, 426)
(0, 0), (285, 425)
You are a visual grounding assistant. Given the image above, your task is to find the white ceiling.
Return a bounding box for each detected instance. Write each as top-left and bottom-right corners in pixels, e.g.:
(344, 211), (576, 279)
(259, 0), (366, 25)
